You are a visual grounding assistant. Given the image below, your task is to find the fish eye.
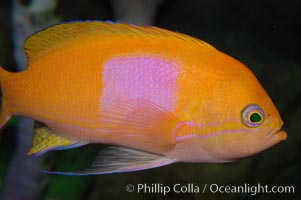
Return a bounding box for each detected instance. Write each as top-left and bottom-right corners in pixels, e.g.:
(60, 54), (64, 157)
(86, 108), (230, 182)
(242, 104), (264, 128)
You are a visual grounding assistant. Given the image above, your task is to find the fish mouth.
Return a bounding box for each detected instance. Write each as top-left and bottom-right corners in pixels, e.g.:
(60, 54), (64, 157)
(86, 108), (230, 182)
(259, 129), (287, 153)
(267, 129), (287, 142)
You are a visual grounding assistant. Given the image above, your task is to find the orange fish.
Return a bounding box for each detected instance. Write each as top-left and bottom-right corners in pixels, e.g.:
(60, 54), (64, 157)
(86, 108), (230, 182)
(0, 21), (286, 175)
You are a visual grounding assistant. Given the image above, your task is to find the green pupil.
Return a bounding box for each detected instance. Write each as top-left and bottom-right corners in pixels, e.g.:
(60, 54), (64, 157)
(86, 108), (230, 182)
(250, 113), (262, 123)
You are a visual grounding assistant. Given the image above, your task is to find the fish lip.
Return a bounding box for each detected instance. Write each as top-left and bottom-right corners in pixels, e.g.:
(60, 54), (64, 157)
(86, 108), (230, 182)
(268, 129), (287, 141)
(260, 129), (287, 153)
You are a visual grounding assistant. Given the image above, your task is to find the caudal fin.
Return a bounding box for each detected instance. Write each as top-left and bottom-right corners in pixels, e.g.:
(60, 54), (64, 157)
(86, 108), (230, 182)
(0, 66), (10, 130)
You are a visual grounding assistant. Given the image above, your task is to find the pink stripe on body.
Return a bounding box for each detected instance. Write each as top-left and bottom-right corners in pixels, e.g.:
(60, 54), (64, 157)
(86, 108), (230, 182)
(100, 55), (179, 111)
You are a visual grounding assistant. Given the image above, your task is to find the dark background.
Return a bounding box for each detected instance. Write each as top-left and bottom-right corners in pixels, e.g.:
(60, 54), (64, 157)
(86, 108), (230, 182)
(0, 0), (300, 199)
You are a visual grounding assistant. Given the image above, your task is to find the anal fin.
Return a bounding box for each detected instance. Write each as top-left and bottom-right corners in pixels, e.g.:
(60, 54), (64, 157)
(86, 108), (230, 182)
(44, 146), (176, 175)
(28, 124), (87, 156)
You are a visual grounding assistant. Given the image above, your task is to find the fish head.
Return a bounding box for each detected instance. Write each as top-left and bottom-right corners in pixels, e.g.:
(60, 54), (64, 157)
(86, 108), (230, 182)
(188, 103), (287, 163)
(172, 53), (286, 163)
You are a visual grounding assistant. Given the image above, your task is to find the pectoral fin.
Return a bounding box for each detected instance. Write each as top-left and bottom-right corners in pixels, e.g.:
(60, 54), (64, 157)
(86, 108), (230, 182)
(45, 146), (176, 175)
(99, 99), (182, 151)
(28, 123), (87, 156)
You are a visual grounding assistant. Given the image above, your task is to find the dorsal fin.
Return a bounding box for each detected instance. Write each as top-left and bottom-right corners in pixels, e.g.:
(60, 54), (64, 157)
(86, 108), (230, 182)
(24, 20), (214, 64)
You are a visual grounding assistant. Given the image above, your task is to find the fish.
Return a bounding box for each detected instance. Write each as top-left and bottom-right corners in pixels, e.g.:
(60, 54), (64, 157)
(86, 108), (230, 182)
(0, 21), (287, 175)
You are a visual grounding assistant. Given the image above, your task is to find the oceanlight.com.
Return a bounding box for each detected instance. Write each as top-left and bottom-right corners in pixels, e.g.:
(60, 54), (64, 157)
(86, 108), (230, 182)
(125, 183), (295, 196)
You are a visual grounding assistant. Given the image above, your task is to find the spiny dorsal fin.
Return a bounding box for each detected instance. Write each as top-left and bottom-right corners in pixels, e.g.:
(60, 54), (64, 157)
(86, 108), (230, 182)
(24, 20), (214, 64)
(28, 122), (87, 156)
